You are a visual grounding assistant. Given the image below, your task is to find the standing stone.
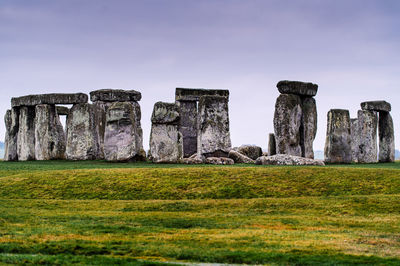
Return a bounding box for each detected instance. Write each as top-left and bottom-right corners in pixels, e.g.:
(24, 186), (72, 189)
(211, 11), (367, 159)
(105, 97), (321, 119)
(65, 103), (101, 160)
(149, 102), (182, 163)
(350, 118), (359, 163)
(324, 109), (352, 164)
(268, 133), (276, 156)
(357, 110), (378, 163)
(17, 106), (36, 161)
(197, 96), (231, 158)
(273, 94), (302, 156)
(34, 104), (66, 160)
(177, 100), (198, 157)
(104, 102), (141, 162)
(378, 112), (395, 162)
(132, 101), (145, 159)
(301, 97), (317, 159)
(4, 108), (19, 161)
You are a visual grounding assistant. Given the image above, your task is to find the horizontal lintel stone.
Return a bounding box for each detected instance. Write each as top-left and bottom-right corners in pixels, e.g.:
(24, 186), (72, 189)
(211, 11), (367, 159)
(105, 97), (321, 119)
(360, 101), (391, 112)
(90, 89), (142, 102)
(277, 80), (318, 97)
(11, 93), (88, 107)
(175, 88), (229, 101)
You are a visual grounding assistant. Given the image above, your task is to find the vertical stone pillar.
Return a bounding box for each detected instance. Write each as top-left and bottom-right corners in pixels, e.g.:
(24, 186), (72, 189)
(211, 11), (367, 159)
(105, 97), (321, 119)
(378, 112), (395, 162)
(273, 81), (318, 158)
(4, 108), (19, 161)
(149, 102), (183, 163)
(301, 97), (317, 159)
(17, 106), (36, 161)
(273, 94), (303, 156)
(34, 104), (66, 160)
(197, 95), (231, 157)
(324, 109), (352, 163)
(177, 100), (198, 158)
(357, 110), (378, 163)
(268, 133), (276, 156)
(65, 103), (101, 160)
(350, 118), (359, 163)
(104, 102), (140, 161)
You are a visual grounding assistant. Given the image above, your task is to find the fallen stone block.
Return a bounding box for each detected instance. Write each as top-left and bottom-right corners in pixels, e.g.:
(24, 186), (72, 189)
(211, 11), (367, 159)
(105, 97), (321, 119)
(236, 145), (262, 160)
(255, 154), (325, 166)
(228, 150), (255, 164)
(206, 157), (234, 165)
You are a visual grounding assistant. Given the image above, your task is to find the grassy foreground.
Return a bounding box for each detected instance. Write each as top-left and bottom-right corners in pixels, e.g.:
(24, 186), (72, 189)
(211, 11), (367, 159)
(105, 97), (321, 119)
(0, 161), (400, 265)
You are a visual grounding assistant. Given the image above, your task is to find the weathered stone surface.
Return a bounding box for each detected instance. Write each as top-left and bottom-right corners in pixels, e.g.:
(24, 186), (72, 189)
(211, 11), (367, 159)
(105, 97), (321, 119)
(151, 102), (180, 124)
(90, 89), (142, 102)
(357, 110), (378, 163)
(65, 103), (101, 160)
(56, 106), (70, 116)
(268, 133), (276, 156)
(132, 101), (145, 160)
(175, 88), (229, 101)
(104, 102), (139, 162)
(228, 150), (255, 164)
(277, 80), (318, 97)
(236, 145), (262, 160)
(350, 118), (359, 163)
(274, 94), (302, 156)
(17, 106), (36, 161)
(301, 97), (317, 159)
(182, 157), (204, 164)
(177, 100), (198, 158)
(206, 157), (234, 165)
(12, 93), (88, 107)
(197, 96), (231, 157)
(255, 154), (325, 166)
(361, 101), (391, 112)
(4, 108), (19, 161)
(34, 104), (66, 160)
(149, 124), (183, 163)
(324, 109), (352, 164)
(379, 112), (395, 162)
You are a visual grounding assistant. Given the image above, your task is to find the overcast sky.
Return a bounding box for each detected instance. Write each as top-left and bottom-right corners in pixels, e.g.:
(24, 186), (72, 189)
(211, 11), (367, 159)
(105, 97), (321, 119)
(1, 0), (399, 151)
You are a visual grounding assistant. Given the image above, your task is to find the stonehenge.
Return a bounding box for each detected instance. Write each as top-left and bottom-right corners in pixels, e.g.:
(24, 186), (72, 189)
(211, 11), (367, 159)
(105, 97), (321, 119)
(3, 85), (396, 165)
(273, 80), (318, 159)
(4, 90), (144, 162)
(324, 100), (395, 164)
(324, 109), (352, 164)
(149, 102), (183, 163)
(175, 88), (230, 158)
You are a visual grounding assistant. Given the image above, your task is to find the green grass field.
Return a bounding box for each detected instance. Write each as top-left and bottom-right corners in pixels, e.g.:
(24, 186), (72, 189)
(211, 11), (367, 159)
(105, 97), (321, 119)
(1, 161), (400, 265)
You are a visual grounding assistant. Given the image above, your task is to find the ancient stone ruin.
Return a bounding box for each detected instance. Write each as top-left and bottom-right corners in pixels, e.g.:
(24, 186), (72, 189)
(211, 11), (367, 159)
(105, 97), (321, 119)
(324, 109), (352, 164)
(4, 90), (144, 162)
(175, 88), (231, 159)
(325, 101), (395, 164)
(273, 80), (318, 159)
(149, 102), (183, 163)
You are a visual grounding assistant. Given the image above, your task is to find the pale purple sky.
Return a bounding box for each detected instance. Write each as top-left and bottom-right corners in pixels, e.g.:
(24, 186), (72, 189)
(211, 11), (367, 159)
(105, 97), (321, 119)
(1, 0), (399, 151)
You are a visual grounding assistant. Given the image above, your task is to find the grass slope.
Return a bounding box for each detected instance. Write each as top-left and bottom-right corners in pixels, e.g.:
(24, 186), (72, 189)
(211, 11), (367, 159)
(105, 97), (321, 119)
(0, 166), (399, 200)
(1, 161), (400, 264)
